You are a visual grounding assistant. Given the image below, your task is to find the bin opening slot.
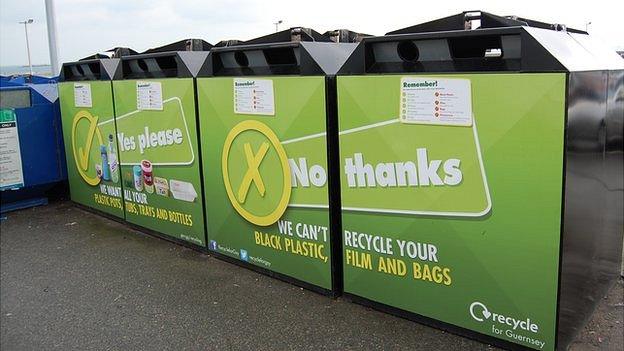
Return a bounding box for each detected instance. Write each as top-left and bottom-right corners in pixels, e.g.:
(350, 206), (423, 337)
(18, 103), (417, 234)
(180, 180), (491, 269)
(397, 41), (420, 62)
(124, 55), (179, 78)
(449, 35), (502, 58)
(234, 51), (249, 67)
(263, 47), (297, 65)
(212, 46), (302, 75)
(363, 34), (521, 73)
(64, 62), (101, 80)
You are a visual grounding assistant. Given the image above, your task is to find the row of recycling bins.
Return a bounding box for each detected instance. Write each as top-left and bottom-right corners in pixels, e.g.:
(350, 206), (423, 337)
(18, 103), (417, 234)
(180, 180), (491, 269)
(58, 12), (624, 351)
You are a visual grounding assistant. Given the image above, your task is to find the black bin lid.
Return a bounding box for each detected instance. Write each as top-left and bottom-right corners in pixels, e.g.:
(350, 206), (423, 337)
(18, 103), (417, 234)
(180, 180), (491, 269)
(337, 11), (621, 75)
(59, 47), (136, 81)
(60, 59), (120, 82)
(323, 29), (372, 43)
(117, 39), (213, 79)
(200, 27), (359, 77)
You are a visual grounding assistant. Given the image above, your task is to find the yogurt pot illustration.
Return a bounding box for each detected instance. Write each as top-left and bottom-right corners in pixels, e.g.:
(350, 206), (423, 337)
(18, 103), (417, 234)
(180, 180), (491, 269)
(141, 160), (154, 194)
(154, 177), (169, 197)
(133, 165), (143, 191)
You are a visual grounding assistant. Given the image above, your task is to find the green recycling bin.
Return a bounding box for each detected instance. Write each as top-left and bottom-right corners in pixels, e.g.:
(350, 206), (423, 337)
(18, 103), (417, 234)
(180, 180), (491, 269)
(112, 40), (211, 247)
(336, 11), (623, 351)
(197, 28), (358, 294)
(59, 58), (125, 218)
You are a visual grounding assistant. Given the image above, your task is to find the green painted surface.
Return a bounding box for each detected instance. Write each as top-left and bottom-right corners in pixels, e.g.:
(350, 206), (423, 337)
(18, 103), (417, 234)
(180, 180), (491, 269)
(338, 73), (566, 351)
(112, 79), (205, 246)
(59, 81), (124, 218)
(198, 76), (333, 289)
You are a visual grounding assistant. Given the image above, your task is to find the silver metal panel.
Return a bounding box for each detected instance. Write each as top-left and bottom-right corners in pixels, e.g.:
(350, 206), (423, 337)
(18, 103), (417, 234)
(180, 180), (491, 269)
(526, 28), (624, 71)
(605, 70), (624, 276)
(557, 70), (624, 349)
(570, 34), (624, 70)
(177, 52), (209, 78)
(300, 42), (358, 75)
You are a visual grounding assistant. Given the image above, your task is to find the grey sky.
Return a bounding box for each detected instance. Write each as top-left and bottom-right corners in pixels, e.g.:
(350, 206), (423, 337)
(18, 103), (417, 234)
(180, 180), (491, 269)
(1, 0), (623, 67)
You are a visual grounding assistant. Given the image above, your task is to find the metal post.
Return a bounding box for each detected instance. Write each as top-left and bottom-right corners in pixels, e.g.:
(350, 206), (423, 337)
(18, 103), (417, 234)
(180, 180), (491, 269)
(19, 19), (34, 76)
(274, 20), (283, 32)
(45, 0), (60, 76)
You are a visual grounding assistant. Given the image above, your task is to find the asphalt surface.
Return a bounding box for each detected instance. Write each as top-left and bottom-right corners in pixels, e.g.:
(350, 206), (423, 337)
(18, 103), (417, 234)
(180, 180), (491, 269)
(1, 201), (622, 351)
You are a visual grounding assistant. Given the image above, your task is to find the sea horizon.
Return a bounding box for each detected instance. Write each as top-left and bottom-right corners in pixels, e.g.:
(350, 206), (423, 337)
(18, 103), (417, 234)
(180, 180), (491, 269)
(1, 64), (55, 77)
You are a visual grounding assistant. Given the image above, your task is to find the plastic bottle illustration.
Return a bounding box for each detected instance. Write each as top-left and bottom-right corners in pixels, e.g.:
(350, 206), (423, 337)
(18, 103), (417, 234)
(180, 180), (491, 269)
(100, 145), (111, 181)
(133, 165), (143, 191)
(108, 134), (119, 183)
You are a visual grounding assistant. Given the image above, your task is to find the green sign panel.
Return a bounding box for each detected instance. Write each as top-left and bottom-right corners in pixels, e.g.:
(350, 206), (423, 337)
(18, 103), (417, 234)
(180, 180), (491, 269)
(198, 76), (333, 289)
(112, 79), (205, 246)
(58, 81), (124, 218)
(337, 73), (566, 351)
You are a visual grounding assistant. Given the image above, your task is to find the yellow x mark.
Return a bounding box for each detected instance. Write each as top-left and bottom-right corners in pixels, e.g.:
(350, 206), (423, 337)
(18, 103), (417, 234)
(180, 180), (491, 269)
(237, 142), (269, 203)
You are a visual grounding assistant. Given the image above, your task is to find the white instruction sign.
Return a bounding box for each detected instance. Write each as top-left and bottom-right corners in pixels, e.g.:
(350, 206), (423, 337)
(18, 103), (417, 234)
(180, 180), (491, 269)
(74, 83), (92, 108)
(137, 81), (163, 111)
(234, 78), (275, 115)
(400, 77), (472, 126)
(0, 110), (24, 190)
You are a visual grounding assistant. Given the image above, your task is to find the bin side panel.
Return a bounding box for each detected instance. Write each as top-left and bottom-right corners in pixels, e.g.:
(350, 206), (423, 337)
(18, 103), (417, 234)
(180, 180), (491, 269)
(338, 73), (567, 351)
(557, 70), (624, 348)
(198, 76), (334, 290)
(58, 81), (125, 218)
(112, 78), (206, 246)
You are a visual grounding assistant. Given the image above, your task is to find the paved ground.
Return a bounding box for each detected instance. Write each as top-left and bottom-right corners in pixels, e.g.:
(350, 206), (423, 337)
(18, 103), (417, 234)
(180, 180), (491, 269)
(1, 201), (622, 351)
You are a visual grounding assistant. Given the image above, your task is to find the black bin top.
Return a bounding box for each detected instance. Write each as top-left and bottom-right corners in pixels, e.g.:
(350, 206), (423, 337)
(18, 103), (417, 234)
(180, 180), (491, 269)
(60, 59), (120, 82)
(337, 11), (624, 75)
(116, 39), (213, 80)
(214, 40), (245, 48)
(59, 47), (135, 82)
(323, 29), (372, 43)
(199, 27), (359, 77)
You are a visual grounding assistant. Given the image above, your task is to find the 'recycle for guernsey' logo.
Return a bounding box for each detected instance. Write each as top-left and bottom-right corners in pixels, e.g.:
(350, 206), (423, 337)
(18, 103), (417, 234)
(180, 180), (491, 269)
(469, 301), (546, 349)
(71, 110), (104, 186)
(222, 120), (292, 226)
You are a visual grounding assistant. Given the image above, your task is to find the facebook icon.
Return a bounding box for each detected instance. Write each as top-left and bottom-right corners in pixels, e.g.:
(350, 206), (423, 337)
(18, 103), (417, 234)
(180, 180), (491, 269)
(240, 249), (249, 262)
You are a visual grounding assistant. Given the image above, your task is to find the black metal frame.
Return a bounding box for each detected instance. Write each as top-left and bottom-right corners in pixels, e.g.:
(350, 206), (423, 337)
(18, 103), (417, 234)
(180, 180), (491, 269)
(556, 70), (624, 348)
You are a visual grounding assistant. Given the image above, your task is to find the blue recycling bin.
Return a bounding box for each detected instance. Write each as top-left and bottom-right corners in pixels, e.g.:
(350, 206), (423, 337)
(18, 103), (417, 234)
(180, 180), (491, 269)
(0, 76), (67, 213)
